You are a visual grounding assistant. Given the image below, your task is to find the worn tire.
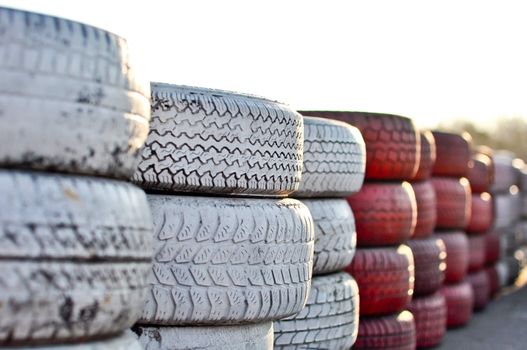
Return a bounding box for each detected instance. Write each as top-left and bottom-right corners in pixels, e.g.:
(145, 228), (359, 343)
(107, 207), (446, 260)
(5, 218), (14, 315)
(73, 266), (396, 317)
(133, 83), (303, 196)
(407, 293), (447, 348)
(491, 153), (518, 193)
(467, 153), (494, 193)
(440, 281), (474, 328)
(293, 116), (366, 197)
(347, 182), (416, 246)
(140, 195), (314, 325)
(432, 177), (471, 230)
(431, 131), (471, 177)
(298, 111), (419, 180)
(486, 265), (500, 298)
(1, 332), (143, 350)
(134, 322), (273, 350)
(413, 130), (436, 181)
(466, 193), (493, 234)
(407, 237), (446, 296)
(485, 230), (501, 265)
(467, 270), (490, 311)
(273, 272), (359, 350)
(435, 232), (469, 283)
(494, 190), (521, 230)
(468, 235), (486, 272)
(301, 199), (356, 275)
(345, 245), (414, 316)
(353, 311), (416, 350)
(411, 181), (437, 238)
(0, 7), (150, 178)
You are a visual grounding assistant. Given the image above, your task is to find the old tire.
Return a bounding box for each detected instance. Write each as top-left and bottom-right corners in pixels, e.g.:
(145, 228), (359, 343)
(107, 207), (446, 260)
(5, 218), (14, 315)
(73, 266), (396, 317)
(353, 311), (416, 350)
(412, 130), (436, 181)
(298, 111), (419, 180)
(293, 116), (366, 197)
(347, 182), (416, 246)
(431, 131), (471, 177)
(485, 230), (501, 265)
(411, 181), (437, 238)
(301, 199), (356, 275)
(407, 292), (447, 348)
(466, 193), (493, 234)
(485, 265), (500, 298)
(435, 232), (469, 283)
(440, 281), (474, 328)
(407, 237), (446, 296)
(494, 191), (521, 230)
(467, 270), (490, 311)
(133, 83), (303, 196)
(2, 332), (144, 350)
(345, 245), (414, 316)
(467, 153), (494, 193)
(432, 177), (471, 230)
(273, 272), (359, 350)
(0, 7), (150, 178)
(468, 235), (486, 272)
(140, 195), (314, 325)
(491, 153), (518, 193)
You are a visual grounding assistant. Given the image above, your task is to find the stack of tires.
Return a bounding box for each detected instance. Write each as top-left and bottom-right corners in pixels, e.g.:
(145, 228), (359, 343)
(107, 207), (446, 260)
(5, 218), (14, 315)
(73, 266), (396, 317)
(273, 116), (366, 349)
(0, 7), (153, 349)
(407, 131), (448, 348)
(431, 131), (474, 328)
(131, 84), (314, 349)
(300, 111), (419, 350)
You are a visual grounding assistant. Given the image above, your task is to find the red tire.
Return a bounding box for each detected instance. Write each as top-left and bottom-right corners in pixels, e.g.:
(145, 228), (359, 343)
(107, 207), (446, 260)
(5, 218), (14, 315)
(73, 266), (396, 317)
(468, 234), (486, 272)
(440, 281), (474, 328)
(467, 153), (494, 193)
(435, 232), (469, 283)
(347, 182), (416, 246)
(431, 131), (472, 177)
(486, 265), (500, 298)
(413, 130), (436, 181)
(298, 111), (419, 180)
(353, 311), (416, 350)
(485, 230), (500, 265)
(407, 293), (447, 348)
(411, 181), (437, 238)
(407, 237), (446, 296)
(432, 177), (471, 230)
(345, 245), (414, 316)
(466, 193), (493, 233)
(467, 270), (490, 311)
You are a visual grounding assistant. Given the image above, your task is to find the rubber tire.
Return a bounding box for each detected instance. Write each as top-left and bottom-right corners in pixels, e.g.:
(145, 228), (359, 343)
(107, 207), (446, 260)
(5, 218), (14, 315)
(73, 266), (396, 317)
(468, 235), (486, 272)
(485, 230), (501, 265)
(0, 7), (150, 179)
(413, 130), (436, 181)
(133, 83), (303, 196)
(499, 228), (522, 257)
(345, 245), (414, 316)
(411, 181), (437, 238)
(467, 270), (490, 311)
(467, 153), (494, 193)
(293, 116), (366, 197)
(347, 182), (416, 246)
(432, 177), (471, 230)
(431, 131), (471, 177)
(301, 199), (356, 275)
(140, 195), (314, 325)
(407, 292), (447, 348)
(491, 153), (518, 193)
(407, 237), (446, 296)
(298, 111), (419, 180)
(134, 322), (273, 350)
(466, 193), (493, 234)
(435, 232), (469, 283)
(353, 311), (416, 350)
(273, 272), (359, 350)
(1, 332), (143, 350)
(485, 265), (500, 298)
(440, 281), (474, 328)
(494, 191), (521, 230)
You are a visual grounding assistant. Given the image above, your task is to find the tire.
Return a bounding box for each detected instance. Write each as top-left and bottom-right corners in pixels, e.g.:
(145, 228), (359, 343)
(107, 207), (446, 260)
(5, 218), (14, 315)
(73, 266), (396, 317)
(485, 230), (500, 265)
(133, 322), (273, 350)
(353, 311), (416, 350)
(140, 195), (314, 325)
(347, 182), (416, 246)
(491, 153), (518, 193)
(293, 116), (366, 197)
(467, 153), (493, 193)
(435, 232), (469, 283)
(298, 111), (419, 180)
(1, 332), (143, 350)
(432, 177), (471, 230)
(485, 265), (500, 298)
(345, 245), (414, 316)
(411, 181), (437, 238)
(413, 130), (436, 181)
(133, 83), (303, 196)
(494, 191), (521, 229)
(301, 199), (356, 275)
(0, 7), (150, 179)
(440, 281), (474, 328)
(407, 292), (447, 348)
(273, 272), (359, 350)
(407, 237), (446, 296)
(499, 228), (522, 257)
(431, 131), (471, 177)
(467, 270), (490, 311)
(466, 193), (493, 233)
(503, 256), (521, 285)
(468, 235), (486, 272)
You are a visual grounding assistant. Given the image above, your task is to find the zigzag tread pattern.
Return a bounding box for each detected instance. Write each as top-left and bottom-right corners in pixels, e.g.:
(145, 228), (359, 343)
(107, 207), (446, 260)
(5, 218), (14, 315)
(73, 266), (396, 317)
(408, 293), (447, 348)
(354, 312), (416, 350)
(140, 195), (315, 324)
(407, 238), (446, 295)
(432, 177), (471, 229)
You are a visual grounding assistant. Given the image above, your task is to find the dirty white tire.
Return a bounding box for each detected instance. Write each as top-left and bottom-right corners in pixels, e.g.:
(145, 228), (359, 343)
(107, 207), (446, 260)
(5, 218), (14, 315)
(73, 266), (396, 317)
(133, 322), (273, 350)
(133, 83), (303, 196)
(301, 199), (356, 275)
(0, 7), (150, 178)
(494, 191), (521, 229)
(293, 116), (365, 197)
(140, 195), (314, 325)
(491, 152), (518, 193)
(273, 272), (359, 350)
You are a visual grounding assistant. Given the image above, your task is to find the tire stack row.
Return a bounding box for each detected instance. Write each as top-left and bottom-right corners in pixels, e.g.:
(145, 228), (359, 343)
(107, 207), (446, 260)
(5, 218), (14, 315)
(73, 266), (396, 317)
(301, 111), (419, 350)
(131, 84), (314, 349)
(0, 7), (153, 349)
(431, 131), (474, 329)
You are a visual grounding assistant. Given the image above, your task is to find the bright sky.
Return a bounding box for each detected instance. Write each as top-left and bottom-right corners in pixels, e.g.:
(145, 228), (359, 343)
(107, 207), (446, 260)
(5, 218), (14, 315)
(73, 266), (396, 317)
(3, 0), (527, 129)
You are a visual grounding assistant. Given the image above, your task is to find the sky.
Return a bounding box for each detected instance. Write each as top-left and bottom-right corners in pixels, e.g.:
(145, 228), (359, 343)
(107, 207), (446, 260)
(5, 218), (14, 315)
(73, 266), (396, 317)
(2, 0), (527, 129)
